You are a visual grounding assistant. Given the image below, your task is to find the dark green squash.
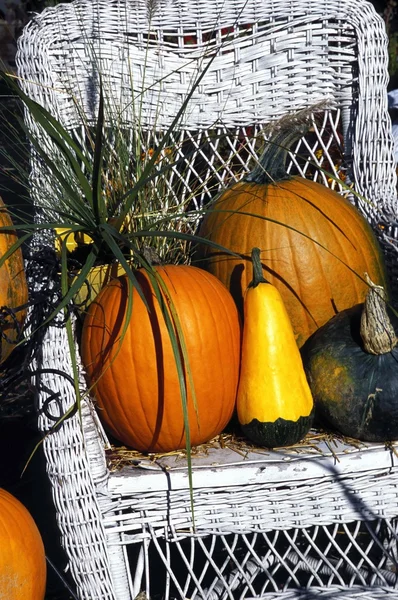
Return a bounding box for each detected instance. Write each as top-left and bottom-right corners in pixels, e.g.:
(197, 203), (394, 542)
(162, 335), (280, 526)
(301, 275), (398, 442)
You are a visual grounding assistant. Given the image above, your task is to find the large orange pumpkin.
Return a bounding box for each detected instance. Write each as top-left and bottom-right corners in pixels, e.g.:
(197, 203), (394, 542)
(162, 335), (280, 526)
(197, 125), (387, 348)
(0, 488), (46, 599)
(0, 197), (28, 364)
(81, 265), (241, 453)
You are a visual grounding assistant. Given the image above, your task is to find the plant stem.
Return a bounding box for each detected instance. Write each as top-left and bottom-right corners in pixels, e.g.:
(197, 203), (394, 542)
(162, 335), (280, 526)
(249, 247), (269, 287)
(360, 273), (397, 354)
(244, 113), (313, 185)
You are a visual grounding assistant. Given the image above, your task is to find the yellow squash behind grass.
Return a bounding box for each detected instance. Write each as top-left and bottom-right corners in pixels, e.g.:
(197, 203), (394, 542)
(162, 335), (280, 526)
(0, 197), (28, 364)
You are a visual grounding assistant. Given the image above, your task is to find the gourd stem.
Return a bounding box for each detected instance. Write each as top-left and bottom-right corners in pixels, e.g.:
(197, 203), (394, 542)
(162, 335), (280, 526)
(250, 247), (269, 288)
(360, 273), (397, 355)
(245, 119), (311, 185)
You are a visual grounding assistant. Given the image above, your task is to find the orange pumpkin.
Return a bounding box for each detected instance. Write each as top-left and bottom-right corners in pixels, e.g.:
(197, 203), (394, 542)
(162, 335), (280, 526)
(0, 197), (28, 364)
(0, 488), (46, 599)
(197, 125), (387, 348)
(81, 265), (241, 452)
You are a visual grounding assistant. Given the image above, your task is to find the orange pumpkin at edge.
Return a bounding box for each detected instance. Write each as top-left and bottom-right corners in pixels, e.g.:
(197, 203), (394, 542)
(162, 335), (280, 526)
(0, 196), (28, 364)
(0, 488), (46, 600)
(80, 265), (241, 453)
(197, 124), (388, 349)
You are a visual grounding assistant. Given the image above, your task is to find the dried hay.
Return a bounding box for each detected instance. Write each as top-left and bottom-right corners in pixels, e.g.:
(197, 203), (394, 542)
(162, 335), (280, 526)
(105, 428), (390, 473)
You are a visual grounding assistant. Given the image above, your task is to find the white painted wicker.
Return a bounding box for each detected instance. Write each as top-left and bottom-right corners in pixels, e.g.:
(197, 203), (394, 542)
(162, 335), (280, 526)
(15, 0), (398, 599)
(248, 589), (398, 599)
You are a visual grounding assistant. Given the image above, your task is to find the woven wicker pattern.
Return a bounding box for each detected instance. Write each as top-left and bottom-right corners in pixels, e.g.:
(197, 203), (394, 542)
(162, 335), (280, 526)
(249, 588), (398, 599)
(100, 444), (398, 597)
(107, 469), (398, 538)
(33, 325), (127, 599)
(116, 524), (398, 598)
(120, 527), (398, 598)
(17, 0), (397, 221)
(15, 0), (398, 599)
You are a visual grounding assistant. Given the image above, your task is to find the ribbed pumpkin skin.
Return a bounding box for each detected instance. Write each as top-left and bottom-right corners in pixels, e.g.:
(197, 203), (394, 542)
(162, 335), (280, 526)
(301, 304), (398, 442)
(81, 266), (241, 452)
(0, 489), (46, 600)
(0, 197), (28, 364)
(198, 177), (387, 348)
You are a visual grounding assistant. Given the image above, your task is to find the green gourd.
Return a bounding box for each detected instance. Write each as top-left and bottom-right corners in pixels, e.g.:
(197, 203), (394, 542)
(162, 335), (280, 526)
(301, 275), (398, 442)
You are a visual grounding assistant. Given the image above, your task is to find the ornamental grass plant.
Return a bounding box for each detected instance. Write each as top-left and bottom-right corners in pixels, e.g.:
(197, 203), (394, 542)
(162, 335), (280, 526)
(0, 14), (257, 531)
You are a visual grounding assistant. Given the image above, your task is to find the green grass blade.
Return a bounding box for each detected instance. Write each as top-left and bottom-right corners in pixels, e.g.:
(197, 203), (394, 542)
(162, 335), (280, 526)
(36, 249), (98, 331)
(113, 51), (219, 230)
(99, 226), (150, 312)
(17, 120), (94, 221)
(0, 232), (32, 268)
(91, 83), (106, 223)
(1, 72), (92, 170)
(145, 268), (196, 528)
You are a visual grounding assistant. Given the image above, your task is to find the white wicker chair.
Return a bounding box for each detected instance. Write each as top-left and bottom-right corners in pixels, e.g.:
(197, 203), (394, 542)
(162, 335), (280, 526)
(15, 0), (398, 598)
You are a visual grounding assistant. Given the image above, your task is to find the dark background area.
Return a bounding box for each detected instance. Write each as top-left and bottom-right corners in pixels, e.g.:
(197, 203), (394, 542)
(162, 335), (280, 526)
(0, 89), (77, 599)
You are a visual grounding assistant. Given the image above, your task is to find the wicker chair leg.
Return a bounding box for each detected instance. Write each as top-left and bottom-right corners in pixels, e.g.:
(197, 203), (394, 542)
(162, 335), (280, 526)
(36, 323), (131, 599)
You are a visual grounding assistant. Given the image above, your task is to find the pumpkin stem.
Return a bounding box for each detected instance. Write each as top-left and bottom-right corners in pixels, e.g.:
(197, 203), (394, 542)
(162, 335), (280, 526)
(360, 273), (397, 354)
(245, 105), (325, 185)
(249, 247), (269, 288)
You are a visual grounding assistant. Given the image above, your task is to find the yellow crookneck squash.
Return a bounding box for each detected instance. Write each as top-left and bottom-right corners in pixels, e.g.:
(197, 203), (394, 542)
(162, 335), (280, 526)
(237, 248), (314, 448)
